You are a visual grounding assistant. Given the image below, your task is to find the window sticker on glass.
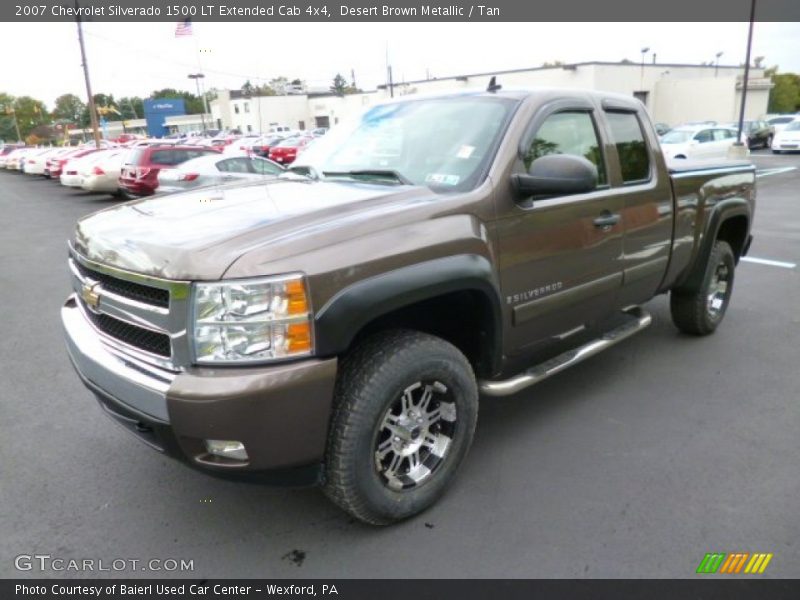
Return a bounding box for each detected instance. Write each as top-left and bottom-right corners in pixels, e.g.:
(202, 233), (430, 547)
(456, 145), (475, 159)
(426, 173), (461, 186)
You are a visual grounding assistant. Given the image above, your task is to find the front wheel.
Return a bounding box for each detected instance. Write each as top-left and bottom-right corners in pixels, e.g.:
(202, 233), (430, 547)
(670, 240), (736, 335)
(323, 330), (478, 525)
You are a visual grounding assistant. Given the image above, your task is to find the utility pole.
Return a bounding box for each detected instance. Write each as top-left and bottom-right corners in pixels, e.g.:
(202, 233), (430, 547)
(3, 105), (23, 141)
(715, 51), (724, 77)
(388, 65), (394, 98)
(75, 3), (101, 148)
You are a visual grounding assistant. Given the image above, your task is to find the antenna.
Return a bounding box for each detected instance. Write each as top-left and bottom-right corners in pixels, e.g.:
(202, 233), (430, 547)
(487, 76), (502, 92)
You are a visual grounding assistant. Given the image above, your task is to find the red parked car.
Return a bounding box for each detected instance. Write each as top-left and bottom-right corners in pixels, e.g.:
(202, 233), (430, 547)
(268, 136), (314, 165)
(118, 145), (220, 197)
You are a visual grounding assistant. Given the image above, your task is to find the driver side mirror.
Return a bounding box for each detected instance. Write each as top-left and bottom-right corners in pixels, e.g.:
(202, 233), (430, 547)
(512, 154), (598, 198)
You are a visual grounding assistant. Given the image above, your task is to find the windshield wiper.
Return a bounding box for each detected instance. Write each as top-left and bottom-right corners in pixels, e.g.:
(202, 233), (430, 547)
(322, 169), (414, 185)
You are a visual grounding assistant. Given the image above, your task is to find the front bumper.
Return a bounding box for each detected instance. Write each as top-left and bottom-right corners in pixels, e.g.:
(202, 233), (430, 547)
(62, 295), (337, 484)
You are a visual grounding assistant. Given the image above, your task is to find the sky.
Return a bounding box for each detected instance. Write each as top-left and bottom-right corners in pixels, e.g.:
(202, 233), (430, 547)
(1, 21), (798, 108)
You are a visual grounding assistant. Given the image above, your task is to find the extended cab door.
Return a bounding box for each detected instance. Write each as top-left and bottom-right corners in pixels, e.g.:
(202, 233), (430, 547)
(598, 101), (675, 306)
(494, 100), (625, 356)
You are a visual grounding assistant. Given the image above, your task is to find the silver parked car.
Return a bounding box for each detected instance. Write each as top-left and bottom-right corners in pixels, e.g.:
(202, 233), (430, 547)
(156, 153), (285, 194)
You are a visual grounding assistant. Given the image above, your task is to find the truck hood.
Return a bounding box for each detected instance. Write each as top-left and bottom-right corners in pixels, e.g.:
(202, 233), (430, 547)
(74, 178), (435, 280)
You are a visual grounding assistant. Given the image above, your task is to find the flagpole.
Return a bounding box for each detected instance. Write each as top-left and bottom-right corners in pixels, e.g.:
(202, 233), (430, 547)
(191, 25), (212, 133)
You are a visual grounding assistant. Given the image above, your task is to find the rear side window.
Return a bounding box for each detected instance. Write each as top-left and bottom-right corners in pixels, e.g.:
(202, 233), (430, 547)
(713, 129), (734, 141)
(217, 158), (253, 173)
(695, 130), (713, 143)
(150, 149), (214, 166)
(251, 158), (283, 175)
(526, 111), (607, 186)
(605, 112), (650, 183)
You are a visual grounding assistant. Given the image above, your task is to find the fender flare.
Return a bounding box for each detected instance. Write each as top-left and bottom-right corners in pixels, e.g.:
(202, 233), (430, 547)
(679, 198), (751, 291)
(313, 254), (503, 372)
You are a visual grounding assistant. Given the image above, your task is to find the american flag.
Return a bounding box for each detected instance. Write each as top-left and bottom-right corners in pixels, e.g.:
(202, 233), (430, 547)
(175, 18), (193, 37)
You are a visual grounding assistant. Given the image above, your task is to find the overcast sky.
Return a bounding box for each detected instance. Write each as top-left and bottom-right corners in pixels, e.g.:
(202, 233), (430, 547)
(1, 21), (798, 107)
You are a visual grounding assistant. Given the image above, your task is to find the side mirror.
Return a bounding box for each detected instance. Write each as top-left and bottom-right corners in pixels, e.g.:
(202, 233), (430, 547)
(512, 154), (598, 197)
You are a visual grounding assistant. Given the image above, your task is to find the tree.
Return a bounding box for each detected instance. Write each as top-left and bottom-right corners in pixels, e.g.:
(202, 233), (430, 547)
(766, 69), (800, 113)
(0, 92), (19, 141)
(117, 96), (144, 120)
(150, 88), (204, 114)
(330, 73), (348, 97)
(269, 77), (289, 94)
(13, 96), (49, 138)
(52, 94), (85, 124)
(241, 80), (255, 96)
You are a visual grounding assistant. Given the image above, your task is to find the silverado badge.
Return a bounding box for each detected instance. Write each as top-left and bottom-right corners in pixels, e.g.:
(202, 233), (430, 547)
(81, 282), (101, 309)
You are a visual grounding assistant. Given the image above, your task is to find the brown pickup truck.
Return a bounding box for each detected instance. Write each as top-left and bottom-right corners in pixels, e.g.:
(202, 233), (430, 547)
(62, 84), (756, 525)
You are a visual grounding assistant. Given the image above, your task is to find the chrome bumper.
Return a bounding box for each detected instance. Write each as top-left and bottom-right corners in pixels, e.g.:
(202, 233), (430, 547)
(62, 294), (176, 423)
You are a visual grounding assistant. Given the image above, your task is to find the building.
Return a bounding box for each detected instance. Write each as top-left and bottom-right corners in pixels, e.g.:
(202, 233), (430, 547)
(210, 61), (772, 132)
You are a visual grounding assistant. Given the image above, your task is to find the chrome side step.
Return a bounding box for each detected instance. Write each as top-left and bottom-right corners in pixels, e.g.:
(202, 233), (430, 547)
(478, 306), (652, 397)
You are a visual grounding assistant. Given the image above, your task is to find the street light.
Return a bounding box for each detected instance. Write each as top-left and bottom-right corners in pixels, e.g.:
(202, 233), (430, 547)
(640, 47), (650, 89)
(715, 51), (724, 77)
(188, 73), (208, 134)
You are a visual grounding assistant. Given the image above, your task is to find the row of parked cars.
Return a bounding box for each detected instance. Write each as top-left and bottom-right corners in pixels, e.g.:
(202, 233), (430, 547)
(657, 115), (800, 161)
(0, 129), (324, 197)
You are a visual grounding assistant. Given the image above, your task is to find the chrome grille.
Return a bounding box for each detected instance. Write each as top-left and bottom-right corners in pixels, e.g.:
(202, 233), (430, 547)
(68, 244), (192, 371)
(74, 261), (170, 308)
(84, 310), (171, 357)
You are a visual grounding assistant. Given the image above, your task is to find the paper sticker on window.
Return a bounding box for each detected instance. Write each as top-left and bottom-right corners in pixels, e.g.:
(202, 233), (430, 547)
(426, 173), (461, 186)
(456, 145), (475, 159)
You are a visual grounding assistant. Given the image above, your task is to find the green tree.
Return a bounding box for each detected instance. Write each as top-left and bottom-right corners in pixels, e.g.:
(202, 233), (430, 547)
(0, 92), (19, 141)
(330, 73), (348, 97)
(241, 80), (255, 96)
(766, 68), (800, 113)
(52, 94), (86, 124)
(118, 96), (144, 120)
(150, 88), (204, 114)
(13, 96), (49, 138)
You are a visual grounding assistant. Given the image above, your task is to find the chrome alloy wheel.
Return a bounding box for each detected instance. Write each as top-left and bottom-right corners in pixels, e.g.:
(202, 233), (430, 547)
(706, 262), (730, 319)
(374, 381), (457, 491)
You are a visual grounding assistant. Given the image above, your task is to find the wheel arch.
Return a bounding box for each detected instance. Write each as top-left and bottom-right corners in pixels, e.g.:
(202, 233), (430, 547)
(314, 255), (503, 378)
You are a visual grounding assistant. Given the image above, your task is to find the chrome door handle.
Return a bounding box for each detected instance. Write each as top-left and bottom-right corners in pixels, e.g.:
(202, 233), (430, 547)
(593, 212), (621, 229)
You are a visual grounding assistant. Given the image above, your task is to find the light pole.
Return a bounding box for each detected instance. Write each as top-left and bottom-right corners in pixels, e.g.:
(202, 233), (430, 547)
(188, 73), (207, 134)
(715, 51), (724, 77)
(640, 46), (650, 89)
(730, 0), (757, 158)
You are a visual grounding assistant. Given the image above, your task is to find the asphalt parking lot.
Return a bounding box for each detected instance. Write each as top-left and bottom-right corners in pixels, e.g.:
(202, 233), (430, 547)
(1, 151), (799, 579)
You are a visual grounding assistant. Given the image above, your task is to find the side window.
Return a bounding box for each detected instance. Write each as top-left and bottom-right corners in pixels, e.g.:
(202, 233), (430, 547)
(218, 158), (252, 173)
(605, 112), (650, 183)
(695, 130), (713, 143)
(712, 129), (732, 141)
(251, 158), (283, 175)
(525, 111), (607, 186)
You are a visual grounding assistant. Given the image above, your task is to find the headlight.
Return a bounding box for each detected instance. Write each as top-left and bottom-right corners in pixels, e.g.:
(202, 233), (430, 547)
(191, 274), (312, 364)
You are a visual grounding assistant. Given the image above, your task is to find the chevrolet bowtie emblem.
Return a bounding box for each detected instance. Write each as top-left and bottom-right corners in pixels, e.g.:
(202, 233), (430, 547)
(81, 282), (101, 309)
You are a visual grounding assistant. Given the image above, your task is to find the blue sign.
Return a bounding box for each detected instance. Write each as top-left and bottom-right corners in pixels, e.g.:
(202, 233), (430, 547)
(143, 98), (186, 137)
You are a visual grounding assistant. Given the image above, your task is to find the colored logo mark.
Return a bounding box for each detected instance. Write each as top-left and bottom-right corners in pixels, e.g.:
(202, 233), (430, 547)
(696, 552), (773, 574)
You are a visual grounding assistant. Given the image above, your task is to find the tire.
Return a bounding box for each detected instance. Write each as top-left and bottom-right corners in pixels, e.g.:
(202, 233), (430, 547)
(772, 149), (781, 155)
(670, 240), (736, 335)
(323, 329), (478, 525)
(765, 135), (773, 149)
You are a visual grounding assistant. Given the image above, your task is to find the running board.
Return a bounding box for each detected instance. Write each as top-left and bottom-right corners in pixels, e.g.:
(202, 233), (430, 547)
(478, 306), (652, 397)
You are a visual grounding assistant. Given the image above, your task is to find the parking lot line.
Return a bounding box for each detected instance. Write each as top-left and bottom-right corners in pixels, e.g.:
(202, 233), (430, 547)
(755, 167), (797, 178)
(741, 256), (797, 269)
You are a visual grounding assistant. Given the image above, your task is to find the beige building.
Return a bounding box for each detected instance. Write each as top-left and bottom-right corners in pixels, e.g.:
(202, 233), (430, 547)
(209, 61), (773, 132)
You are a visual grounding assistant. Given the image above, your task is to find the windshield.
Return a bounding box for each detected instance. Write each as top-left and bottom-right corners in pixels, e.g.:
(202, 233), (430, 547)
(784, 121), (800, 132)
(293, 95), (518, 192)
(660, 130), (694, 143)
(769, 117), (795, 125)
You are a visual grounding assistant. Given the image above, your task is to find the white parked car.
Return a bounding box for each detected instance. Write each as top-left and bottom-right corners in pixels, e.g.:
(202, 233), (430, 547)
(24, 147), (64, 175)
(156, 153), (284, 194)
(60, 151), (104, 187)
(6, 147), (38, 170)
(80, 149), (127, 194)
(660, 125), (739, 160)
(766, 115), (799, 134)
(771, 120), (800, 154)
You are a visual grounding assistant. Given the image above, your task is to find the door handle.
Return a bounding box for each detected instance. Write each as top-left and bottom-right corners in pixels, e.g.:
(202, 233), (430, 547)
(593, 212), (621, 229)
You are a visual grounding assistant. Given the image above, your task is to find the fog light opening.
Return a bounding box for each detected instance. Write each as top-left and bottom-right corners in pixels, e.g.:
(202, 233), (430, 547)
(204, 439), (249, 461)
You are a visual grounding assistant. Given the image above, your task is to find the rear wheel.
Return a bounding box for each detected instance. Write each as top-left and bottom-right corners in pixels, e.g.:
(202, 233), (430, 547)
(324, 330), (478, 525)
(670, 240), (736, 335)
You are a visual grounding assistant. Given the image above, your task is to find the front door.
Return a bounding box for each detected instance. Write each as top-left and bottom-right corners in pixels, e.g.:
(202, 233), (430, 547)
(495, 106), (625, 356)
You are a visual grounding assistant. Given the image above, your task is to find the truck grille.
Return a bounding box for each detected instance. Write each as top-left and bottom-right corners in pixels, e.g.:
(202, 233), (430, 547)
(76, 262), (169, 308)
(84, 308), (171, 358)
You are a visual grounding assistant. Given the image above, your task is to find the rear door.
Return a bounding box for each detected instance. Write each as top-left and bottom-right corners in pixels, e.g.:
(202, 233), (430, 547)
(692, 129), (715, 158)
(495, 100), (625, 354)
(217, 157), (257, 182)
(599, 102), (675, 306)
